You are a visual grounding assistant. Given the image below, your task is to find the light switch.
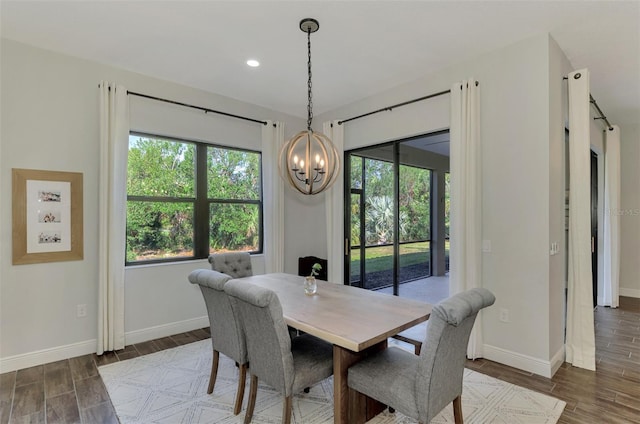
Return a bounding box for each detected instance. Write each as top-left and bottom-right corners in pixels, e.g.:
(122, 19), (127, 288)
(482, 240), (492, 253)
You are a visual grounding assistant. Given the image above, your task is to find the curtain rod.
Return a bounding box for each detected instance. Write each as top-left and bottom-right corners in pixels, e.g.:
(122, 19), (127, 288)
(337, 81), (479, 125)
(99, 84), (271, 126)
(128, 91), (271, 126)
(589, 94), (614, 131)
(562, 77), (614, 130)
(338, 89), (450, 125)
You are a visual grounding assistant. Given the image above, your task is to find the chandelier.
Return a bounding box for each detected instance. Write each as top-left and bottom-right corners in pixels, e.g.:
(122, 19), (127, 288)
(279, 18), (340, 195)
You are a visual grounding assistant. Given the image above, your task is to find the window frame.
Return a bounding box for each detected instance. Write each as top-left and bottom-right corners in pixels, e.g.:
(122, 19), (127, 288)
(126, 131), (263, 266)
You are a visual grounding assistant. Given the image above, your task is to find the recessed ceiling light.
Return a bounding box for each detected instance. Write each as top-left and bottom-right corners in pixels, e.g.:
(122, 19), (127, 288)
(246, 59), (260, 67)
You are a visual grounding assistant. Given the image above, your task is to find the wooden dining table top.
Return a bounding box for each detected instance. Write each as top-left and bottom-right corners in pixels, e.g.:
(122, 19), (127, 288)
(237, 272), (432, 352)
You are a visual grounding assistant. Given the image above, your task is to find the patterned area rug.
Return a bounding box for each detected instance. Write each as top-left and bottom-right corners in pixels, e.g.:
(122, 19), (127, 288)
(99, 340), (565, 424)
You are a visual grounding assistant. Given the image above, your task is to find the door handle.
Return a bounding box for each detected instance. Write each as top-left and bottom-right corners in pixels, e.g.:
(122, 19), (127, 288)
(345, 238), (349, 255)
(591, 236), (595, 253)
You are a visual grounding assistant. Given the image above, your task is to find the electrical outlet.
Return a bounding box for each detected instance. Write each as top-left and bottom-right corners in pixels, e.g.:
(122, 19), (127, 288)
(499, 308), (509, 323)
(77, 304), (87, 318)
(482, 240), (492, 253)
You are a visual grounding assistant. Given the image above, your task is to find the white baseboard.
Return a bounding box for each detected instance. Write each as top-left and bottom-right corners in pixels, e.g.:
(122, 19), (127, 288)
(0, 316), (209, 373)
(620, 288), (640, 298)
(483, 344), (558, 378)
(0, 339), (97, 374)
(550, 345), (565, 376)
(124, 316), (209, 345)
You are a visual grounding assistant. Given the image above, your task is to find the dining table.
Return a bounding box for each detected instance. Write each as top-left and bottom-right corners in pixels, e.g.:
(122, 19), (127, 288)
(237, 272), (432, 424)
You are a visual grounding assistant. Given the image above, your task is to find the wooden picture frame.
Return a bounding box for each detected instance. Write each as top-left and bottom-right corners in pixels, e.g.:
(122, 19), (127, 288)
(12, 168), (83, 265)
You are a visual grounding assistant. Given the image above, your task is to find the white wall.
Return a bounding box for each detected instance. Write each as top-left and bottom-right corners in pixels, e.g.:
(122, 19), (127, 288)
(282, 188), (328, 274)
(318, 34), (562, 377)
(0, 39), (305, 372)
(619, 123), (640, 297)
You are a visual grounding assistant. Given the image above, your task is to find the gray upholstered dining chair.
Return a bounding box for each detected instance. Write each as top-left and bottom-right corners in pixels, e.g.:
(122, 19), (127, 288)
(224, 279), (334, 424)
(209, 252), (253, 278)
(348, 288), (496, 424)
(188, 269), (248, 415)
(209, 251), (300, 339)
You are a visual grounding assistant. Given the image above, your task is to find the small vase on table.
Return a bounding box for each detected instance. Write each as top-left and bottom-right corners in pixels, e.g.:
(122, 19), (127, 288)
(304, 263), (322, 295)
(304, 276), (317, 296)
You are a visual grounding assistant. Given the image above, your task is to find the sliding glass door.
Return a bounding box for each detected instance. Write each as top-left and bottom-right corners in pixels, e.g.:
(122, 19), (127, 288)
(348, 153), (396, 290)
(345, 131), (450, 300)
(347, 138), (447, 298)
(397, 162), (432, 296)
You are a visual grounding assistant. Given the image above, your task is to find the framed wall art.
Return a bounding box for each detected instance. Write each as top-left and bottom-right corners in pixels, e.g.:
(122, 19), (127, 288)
(12, 168), (83, 265)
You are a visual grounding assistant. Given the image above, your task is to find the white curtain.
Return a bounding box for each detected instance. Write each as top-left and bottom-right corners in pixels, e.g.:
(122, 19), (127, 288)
(262, 121), (285, 273)
(566, 69), (596, 371)
(603, 125), (621, 308)
(98, 81), (129, 354)
(323, 120), (344, 284)
(449, 78), (484, 359)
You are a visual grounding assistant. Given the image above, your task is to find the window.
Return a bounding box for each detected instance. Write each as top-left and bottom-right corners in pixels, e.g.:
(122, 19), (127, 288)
(126, 133), (262, 264)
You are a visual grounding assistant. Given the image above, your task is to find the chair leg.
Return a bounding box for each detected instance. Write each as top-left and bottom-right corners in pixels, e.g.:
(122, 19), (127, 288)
(453, 395), (463, 424)
(282, 395), (292, 424)
(207, 350), (220, 394)
(233, 363), (248, 415)
(244, 375), (258, 424)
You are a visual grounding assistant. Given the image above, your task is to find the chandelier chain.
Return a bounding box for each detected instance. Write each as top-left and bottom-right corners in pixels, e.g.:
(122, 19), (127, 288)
(307, 27), (313, 131)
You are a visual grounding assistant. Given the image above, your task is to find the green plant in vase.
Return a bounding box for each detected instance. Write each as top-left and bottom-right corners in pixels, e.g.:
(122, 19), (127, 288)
(310, 263), (322, 277)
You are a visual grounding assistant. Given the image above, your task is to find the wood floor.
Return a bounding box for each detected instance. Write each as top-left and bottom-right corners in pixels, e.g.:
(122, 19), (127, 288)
(467, 296), (640, 424)
(1, 298), (638, 423)
(0, 328), (212, 424)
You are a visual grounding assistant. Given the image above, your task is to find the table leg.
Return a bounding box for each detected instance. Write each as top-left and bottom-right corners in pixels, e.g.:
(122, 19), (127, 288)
(333, 341), (387, 424)
(333, 345), (359, 424)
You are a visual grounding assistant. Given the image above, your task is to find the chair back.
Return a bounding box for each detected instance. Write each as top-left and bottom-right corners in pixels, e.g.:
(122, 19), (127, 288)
(209, 252), (253, 278)
(415, 288), (495, 423)
(188, 269), (247, 364)
(224, 279), (295, 396)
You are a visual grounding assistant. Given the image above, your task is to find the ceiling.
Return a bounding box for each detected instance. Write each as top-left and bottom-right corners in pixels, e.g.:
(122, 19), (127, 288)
(351, 131), (451, 161)
(404, 132), (451, 157)
(2, 1), (638, 126)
